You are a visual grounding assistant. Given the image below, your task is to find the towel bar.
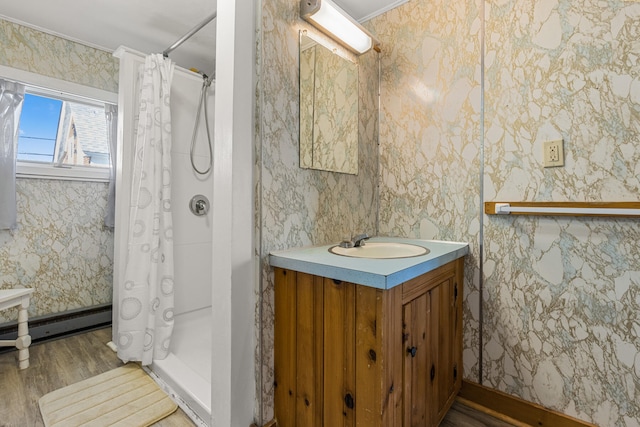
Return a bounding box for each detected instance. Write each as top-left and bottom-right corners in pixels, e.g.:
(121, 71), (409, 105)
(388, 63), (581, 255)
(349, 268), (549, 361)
(485, 202), (640, 217)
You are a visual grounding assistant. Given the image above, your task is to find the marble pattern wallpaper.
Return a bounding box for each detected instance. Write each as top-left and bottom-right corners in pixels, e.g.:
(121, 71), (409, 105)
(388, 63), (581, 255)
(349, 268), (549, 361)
(258, 0), (379, 420)
(3, 4), (638, 424)
(483, 0), (640, 425)
(299, 39), (359, 174)
(0, 180), (114, 322)
(368, 0), (483, 380)
(0, 19), (118, 322)
(0, 19), (118, 93)
(368, 0), (640, 425)
(260, 0), (640, 424)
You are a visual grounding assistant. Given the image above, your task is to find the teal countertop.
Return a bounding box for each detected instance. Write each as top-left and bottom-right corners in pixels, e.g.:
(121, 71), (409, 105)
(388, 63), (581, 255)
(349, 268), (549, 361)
(269, 237), (469, 290)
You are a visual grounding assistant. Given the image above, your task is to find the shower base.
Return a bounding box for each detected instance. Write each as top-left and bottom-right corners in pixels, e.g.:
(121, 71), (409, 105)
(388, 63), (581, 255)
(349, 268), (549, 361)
(150, 306), (212, 426)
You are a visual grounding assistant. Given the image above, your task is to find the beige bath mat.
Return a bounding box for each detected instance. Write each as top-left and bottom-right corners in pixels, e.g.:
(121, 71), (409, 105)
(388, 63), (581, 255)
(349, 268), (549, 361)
(39, 364), (177, 427)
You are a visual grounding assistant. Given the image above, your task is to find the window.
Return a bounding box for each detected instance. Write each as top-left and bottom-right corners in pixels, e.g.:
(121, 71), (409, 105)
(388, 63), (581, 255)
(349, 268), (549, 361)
(0, 64), (118, 182)
(16, 88), (113, 181)
(17, 94), (62, 163)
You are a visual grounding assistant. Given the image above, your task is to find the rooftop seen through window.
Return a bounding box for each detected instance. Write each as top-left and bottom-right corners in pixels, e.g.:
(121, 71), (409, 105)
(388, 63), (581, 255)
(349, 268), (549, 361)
(17, 92), (109, 168)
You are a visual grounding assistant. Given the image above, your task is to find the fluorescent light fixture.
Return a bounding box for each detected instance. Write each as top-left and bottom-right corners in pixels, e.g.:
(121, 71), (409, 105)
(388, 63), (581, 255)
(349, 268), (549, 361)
(300, 0), (378, 54)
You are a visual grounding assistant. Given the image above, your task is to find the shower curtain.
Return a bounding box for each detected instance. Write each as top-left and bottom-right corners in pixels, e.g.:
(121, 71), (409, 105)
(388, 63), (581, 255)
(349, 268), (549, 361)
(0, 80), (25, 230)
(116, 54), (176, 365)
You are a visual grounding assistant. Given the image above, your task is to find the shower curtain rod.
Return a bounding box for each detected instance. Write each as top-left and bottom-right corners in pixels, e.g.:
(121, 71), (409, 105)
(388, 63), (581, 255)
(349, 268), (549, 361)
(163, 11), (217, 58)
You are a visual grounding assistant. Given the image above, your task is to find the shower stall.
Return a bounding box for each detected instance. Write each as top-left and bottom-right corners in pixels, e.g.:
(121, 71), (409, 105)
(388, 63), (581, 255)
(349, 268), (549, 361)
(112, 46), (215, 425)
(112, 3), (256, 424)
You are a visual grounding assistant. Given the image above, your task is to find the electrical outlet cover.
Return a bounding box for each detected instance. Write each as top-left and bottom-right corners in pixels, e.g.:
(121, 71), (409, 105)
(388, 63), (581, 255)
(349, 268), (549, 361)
(543, 139), (564, 167)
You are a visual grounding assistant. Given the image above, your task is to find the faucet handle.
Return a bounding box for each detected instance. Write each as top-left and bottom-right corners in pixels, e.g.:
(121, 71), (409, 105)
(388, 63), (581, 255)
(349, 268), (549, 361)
(339, 240), (355, 248)
(352, 233), (370, 247)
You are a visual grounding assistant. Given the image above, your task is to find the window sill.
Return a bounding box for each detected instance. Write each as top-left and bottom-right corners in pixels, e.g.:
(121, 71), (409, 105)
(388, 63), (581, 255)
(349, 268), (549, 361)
(16, 162), (110, 183)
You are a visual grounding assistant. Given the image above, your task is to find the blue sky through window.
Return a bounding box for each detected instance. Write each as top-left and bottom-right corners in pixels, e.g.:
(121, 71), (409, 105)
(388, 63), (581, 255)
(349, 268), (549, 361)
(17, 93), (62, 162)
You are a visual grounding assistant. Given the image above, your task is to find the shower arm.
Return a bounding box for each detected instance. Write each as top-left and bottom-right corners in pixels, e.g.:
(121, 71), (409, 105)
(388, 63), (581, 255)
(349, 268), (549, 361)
(163, 11), (217, 58)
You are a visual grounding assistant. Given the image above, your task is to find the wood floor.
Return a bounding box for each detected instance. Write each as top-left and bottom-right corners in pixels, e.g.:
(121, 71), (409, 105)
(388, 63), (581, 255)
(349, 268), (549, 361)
(0, 327), (194, 427)
(0, 327), (515, 427)
(443, 402), (518, 427)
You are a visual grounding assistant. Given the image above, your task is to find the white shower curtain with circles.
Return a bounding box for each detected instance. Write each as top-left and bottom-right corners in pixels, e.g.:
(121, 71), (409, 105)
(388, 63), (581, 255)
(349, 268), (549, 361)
(117, 54), (176, 365)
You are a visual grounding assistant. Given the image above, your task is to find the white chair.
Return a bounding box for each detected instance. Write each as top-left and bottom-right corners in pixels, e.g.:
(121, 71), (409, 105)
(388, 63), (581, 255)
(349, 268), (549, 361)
(0, 288), (34, 369)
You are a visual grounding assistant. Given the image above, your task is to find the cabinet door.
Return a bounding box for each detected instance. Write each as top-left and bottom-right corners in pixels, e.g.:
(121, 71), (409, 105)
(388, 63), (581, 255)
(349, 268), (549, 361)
(453, 259), (463, 393)
(433, 276), (453, 424)
(402, 291), (435, 426)
(275, 259), (463, 427)
(401, 261), (460, 427)
(434, 261), (464, 424)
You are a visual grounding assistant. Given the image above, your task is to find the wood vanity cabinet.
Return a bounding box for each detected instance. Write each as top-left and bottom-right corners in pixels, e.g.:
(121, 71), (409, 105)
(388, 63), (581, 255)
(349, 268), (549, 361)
(274, 257), (464, 427)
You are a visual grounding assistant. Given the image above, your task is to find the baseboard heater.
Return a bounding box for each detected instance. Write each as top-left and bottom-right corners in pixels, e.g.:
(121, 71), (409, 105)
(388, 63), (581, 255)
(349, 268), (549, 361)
(0, 303), (112, 352)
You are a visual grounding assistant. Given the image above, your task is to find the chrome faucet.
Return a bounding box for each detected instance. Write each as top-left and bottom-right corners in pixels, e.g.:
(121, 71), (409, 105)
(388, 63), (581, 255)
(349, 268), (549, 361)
(353, 233), (370, 247)
(339, 233), (370, 248)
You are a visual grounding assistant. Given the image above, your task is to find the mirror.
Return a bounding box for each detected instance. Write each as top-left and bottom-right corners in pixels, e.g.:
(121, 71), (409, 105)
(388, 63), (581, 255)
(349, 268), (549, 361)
(299, 31), (359, 175)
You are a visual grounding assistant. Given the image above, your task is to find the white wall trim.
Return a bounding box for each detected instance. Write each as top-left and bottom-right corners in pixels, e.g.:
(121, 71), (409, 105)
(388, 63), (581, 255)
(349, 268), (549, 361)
(16, 163), (109, 182)
(0, 64), (117, 104)
(210, 0), (256, 425)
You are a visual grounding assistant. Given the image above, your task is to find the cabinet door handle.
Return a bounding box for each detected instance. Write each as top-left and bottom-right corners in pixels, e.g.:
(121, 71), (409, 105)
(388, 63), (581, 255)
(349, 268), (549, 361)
(407, 346), (417, 357)
(344, 393), (354, 409)
(430, 364), (436, 382)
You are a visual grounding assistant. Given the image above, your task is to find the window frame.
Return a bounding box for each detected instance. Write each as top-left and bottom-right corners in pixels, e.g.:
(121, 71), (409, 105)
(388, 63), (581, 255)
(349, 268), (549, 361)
(0, 65), (118, 182)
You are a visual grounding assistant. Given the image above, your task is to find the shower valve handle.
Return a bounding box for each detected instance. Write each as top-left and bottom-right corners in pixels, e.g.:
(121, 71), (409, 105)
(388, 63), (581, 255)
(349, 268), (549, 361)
(189, 195), (210, 216)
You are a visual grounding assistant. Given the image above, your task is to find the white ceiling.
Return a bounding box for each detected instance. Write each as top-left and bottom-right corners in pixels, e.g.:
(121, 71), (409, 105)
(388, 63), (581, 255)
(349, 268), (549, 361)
(0, 0), (407, 75)
(336, 0), (409, 23)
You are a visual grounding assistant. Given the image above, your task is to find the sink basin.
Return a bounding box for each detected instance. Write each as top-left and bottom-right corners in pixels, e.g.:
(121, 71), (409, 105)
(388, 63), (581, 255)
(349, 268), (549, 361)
(329, 242), (429, 259)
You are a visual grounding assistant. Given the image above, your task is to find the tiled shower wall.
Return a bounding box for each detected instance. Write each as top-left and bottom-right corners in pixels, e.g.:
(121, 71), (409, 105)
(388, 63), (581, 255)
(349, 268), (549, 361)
(0, 19), (118, 322)
(258, 0), (379, 420)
